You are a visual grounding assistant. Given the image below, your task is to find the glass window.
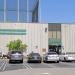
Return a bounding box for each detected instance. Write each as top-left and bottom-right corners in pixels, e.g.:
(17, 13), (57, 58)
(53, 31), (57, 38)
(19, 0), (27, 22)
(48, 31), (52, 38)
(6, 0), (17, 22)
(0, 0), (39, 22)
(6, 11), (17, 22)
(0, 0), (4, 10)
(19, 12), (27, 22)
(0, 0), (4, 22)
(47, 52), (57, 55)
(0, 11), (4, 22)
(28, 0), (38, 11)
(28, 12), (32, 22)
(6, 0), (17, 10)
(57, 31), (61, 39)
(19, 0), (27, 10)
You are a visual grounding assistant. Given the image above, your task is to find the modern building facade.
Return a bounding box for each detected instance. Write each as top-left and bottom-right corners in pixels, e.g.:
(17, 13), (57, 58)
(0, 23), (48, 55)
(0, 0), (75, 55)
(48, 23), (61, 54)
(0, 0), (39, 23)
(0, 23), (75, 55)
(48, 23), (75, 54)
(61, 24), (75, 53)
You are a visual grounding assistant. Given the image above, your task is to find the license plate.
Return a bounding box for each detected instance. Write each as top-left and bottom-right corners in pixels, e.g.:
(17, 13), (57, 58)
(48, 57), (56, 59)
(15, 56), (19, 58)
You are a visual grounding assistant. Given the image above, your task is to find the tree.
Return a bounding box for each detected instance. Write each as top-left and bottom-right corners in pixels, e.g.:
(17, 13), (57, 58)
(7, 39), (27, 52)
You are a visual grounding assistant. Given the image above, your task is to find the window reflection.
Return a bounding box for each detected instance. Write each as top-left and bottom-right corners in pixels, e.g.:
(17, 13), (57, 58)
(6, 11), (17, 22)
(0, 0), (4, 22)
(0, 0), (39, 22)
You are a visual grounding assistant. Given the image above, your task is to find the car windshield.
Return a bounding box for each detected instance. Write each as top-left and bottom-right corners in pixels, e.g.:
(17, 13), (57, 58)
(47, 52), (57, 55)
(30, 53), (40, 56)
(11, 51), (22, 54)
(61, 52), (75, 55)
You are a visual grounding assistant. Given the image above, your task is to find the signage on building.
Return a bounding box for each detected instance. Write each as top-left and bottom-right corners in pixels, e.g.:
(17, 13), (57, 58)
(0, 29), (26, 35)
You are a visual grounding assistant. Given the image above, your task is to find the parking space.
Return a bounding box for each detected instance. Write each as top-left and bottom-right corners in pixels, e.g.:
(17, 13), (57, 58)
(0, 59), (75, 72)
(27, 61), (75, 68)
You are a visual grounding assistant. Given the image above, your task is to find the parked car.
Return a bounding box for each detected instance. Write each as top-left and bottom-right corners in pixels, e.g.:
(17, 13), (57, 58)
(59, 52), (75, 62)
(3, 54), (8, 59)
(27, 52), (42, 63)
(0, 51), (2, 58)
(7, 51), (11, 59)
(43, 52), (59, 63)
(9, 51), (23, 63)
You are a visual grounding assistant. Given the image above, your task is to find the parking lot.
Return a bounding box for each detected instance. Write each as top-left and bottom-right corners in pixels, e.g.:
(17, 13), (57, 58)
(0, 59), (75, 72)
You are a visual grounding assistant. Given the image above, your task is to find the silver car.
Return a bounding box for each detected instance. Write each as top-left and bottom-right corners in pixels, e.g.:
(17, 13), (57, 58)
(43, 52), (59, 63)
(27, 53), (42, 63)
(59, 52), (75, 62)
(9, 51), (23, 63)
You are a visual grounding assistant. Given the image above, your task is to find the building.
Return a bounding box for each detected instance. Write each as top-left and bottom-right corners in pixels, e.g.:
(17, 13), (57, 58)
(0, 0), (75, 55)
(0, 0), (41, 55)
(0, 23), (48, 55)
(0, 23), (75, 55)
(0, 0), (39, 23)
(61, 24), (75, 53)
(48, 23), (61, 54)
(48, 23), (75, 54)
(0, 22), (75, 55)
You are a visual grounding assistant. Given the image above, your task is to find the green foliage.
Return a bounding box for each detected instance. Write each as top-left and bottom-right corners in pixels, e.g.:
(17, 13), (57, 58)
(7, 39), (27, 52)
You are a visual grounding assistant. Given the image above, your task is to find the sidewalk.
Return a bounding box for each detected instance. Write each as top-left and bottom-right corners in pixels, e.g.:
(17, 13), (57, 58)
(0, 68), (75, 75)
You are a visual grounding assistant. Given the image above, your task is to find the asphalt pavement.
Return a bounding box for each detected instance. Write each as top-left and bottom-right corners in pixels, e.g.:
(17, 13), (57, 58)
(0, 59), (75, 72)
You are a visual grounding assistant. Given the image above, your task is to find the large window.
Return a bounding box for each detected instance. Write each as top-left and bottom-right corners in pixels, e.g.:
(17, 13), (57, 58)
(19, 12), (27, 22)
(6, 11), (17, 22)
(6, 0), (17, 22)
(0, 0), (39, 22)
(48, 24), (61, 46)
(19, 0), (27, 22)
(0, 0), (4, 22)
(6, 0), (17, 10)
(19, 0), (27, 10)
(0, 11), (4, 22)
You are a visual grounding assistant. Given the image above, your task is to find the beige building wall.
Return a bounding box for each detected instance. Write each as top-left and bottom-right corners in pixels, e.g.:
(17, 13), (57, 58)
(0, 23), (48, 55)
(61, 24), (75, 53)
(48, 32), (52, 38)
(57, 31), (61, 39)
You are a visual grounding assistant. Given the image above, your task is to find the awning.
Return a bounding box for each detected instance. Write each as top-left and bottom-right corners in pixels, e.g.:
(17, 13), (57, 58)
(48, 38), (61, 46)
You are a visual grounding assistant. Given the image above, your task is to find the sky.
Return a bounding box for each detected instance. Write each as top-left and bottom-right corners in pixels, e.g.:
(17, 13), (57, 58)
(39, 0), (75, 23)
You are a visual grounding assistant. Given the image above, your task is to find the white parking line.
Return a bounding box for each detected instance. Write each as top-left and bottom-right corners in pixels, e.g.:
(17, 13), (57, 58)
(23, 62), (32, 69)
(0, 60), (4, 65)
(0, 61), (6, 71)
(41, 72), (52, 75)
(2, 60), (8, 71)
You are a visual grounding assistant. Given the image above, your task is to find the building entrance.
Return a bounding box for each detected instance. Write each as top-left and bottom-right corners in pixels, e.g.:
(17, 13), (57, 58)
(48, 45), (61, 54)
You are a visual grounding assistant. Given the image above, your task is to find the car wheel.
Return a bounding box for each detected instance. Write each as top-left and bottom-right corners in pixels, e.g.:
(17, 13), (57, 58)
(39, 61), (41, 63)
(20, 60), (23, 63)
(43, 60), (46, 63)
(9, 60), (11, 63)
(27, 60), (30, 63)
(56, 61), (59, 63)
(64, 57), (67, 62)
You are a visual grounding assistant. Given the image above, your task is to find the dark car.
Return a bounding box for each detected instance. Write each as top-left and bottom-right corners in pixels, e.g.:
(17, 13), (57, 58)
(27, 52), (42, 63)
(0, 51), (2, 58)
(9, 51), (23, 63)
